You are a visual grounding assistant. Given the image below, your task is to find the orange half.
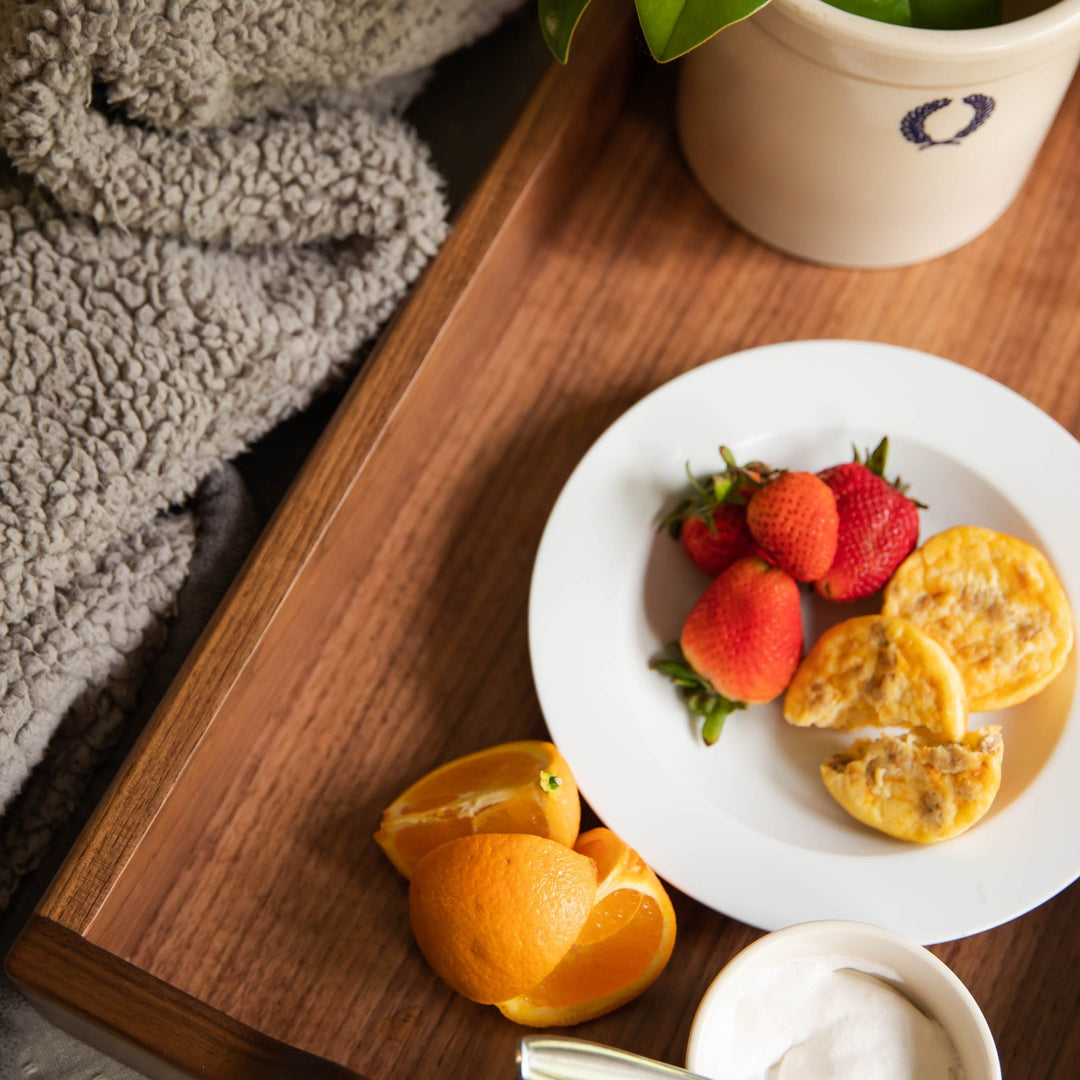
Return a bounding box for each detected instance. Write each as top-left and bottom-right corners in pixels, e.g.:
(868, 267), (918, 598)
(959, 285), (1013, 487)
(496, 827), (677, 1027)
(375, 740), (581, 878)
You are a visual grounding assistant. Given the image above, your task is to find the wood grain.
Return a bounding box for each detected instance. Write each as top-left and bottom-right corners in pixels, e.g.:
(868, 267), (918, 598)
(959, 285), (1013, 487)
(7, 917), (360, 1079)
(8, 0), (1080, 1076)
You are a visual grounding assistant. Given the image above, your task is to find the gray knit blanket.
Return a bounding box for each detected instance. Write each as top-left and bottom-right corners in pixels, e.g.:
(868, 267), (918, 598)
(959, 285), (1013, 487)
(0, 0), (522, 913)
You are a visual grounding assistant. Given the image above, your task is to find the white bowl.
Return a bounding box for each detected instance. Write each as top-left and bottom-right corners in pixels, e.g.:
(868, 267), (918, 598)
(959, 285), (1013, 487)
(686, 921), (1000, 1079)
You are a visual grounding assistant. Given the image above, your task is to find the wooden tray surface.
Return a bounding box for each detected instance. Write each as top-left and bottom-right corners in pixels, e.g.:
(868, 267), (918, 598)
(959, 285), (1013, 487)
(8, 1), (1080, 1076)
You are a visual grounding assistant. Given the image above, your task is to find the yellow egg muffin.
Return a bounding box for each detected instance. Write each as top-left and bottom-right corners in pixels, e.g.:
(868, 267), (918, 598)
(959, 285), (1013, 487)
(820, 727), (1003, 843)
(783, 614), (967, 742)
(882, 525), (1073, 712)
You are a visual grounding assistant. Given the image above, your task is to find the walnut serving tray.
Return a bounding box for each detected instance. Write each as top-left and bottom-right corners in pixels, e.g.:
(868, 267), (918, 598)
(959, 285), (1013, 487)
(7, 1), (1080, 1076)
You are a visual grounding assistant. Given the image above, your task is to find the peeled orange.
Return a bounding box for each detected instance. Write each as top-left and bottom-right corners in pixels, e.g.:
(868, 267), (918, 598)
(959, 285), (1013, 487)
(375, 740), (581, 878)
(408, 833), (599, 1004)
(496, 827), (677, 1027)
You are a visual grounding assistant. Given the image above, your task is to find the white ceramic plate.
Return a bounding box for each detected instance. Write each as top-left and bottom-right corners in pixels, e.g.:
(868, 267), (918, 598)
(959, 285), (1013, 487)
(528, 340), (1080, 945)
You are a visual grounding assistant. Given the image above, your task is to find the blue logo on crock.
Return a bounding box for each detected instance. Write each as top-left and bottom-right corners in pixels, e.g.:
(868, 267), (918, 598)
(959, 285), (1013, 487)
(900, 95), (995, 147)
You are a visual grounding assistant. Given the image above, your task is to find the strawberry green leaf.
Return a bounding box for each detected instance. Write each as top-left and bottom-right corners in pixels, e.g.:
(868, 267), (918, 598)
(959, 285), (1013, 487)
(635, 0), (771, 62)
(711, 475), (735, 503)
(539, 0), (593, 62)
(857, 435), (928, 507)
(650, 649), (746, 745)
(866, 435), (890, 477)
(650, 658), (702, 688)
(659, 461), (735, 535)
(661, 448), (778, 537)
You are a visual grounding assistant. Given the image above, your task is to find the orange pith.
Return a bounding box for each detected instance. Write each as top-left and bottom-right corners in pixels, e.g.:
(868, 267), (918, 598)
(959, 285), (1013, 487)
(375, 740), (581, 878)
(496, 827), (677, 1027)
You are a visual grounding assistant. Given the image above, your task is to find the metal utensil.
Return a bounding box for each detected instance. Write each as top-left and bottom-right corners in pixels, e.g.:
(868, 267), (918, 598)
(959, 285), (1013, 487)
(517, 1036), (712, 1080)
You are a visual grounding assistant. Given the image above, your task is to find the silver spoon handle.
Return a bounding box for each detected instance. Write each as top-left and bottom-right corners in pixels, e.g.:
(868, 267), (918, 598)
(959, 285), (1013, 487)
(517, 1036), (710, 1080)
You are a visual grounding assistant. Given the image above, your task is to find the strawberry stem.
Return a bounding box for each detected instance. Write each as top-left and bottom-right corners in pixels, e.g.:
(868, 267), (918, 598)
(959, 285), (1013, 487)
(697, 695), (740, 745)
(660, 447), (778, 536)
(650, 651), (747, 745)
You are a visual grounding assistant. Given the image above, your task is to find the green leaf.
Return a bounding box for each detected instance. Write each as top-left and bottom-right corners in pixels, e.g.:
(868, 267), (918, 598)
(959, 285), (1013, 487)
(866, 435), (890, 477)
(822, 0), (912, 25)
(540, 0), (1002, 67)
(651, 645), (750, 746)
(711, 475), (734, 504)
(909, 0), (1001, 27)
(650, 658), (700, 684)
(539, 0), (593, 62)
(635, 0), (771, 63)
(824, 0), (1000, 26)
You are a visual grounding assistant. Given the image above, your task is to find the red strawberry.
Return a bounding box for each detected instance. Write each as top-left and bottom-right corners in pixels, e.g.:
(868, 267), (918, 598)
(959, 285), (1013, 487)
(814, 437), (922, 602)
(662, 448), (774, 576)
(746, 471), (839, 581)
(651, 556), (803, 744)
(678, 504), (753, 577)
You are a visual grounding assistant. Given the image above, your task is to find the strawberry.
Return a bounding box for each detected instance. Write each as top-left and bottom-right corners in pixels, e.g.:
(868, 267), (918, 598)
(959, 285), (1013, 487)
(814, 437), (922, 602)
(746, 471), (839, 582)
(663, 448), (774, 577)
(676, 504), (753, 577)
(651, 556), (803, 744)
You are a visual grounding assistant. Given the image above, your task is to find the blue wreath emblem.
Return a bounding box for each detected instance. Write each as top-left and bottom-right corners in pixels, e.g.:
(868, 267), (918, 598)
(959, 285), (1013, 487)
(900, 94), (995, 147)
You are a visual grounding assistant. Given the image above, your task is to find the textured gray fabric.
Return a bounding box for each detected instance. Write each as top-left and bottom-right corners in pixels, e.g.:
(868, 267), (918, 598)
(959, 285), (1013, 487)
(0, 0), (525, 1072)
(0, 993), (147, 1080)
(0, 0), (520, 912)
(0, 170), (443, 883)
(0, 466), (257, 1079)
(0, 0), (520, 246)
(0, 466), (257, 914)
(0, 511), (194, 910)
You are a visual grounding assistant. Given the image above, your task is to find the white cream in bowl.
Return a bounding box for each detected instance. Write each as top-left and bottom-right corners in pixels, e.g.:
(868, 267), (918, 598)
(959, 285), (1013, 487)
(686, 921), (1000, 1080)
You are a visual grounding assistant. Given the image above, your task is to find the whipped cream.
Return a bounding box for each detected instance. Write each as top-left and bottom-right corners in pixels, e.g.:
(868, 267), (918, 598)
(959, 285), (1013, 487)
(693, 956), (965, 1080)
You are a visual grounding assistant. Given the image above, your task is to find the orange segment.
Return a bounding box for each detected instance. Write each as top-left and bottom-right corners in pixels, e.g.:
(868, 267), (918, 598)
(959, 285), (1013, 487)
(496, 827), (677, 1027)
(375, 740), (581, 877)
(408, 833), (598, 1005)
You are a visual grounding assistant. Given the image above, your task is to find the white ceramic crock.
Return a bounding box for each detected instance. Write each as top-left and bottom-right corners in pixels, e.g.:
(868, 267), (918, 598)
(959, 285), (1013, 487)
(676, 0), (1080, 267)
